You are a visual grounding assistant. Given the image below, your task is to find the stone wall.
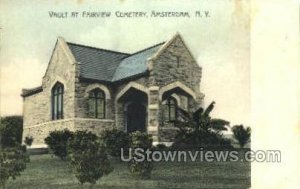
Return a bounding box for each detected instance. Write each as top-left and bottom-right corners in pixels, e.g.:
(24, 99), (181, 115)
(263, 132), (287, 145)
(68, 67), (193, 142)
(23, 38), (77, 127)
(23, 119), (75, 145)
(159, 126), (179, 142)
(74, 118), (115, 135)
(74, 81), (115, 120)
(150, 35), (202, 94)
(23, 118), (115, 146)
(41, 37), (77, 120)
(23, 91), (49, 127)
(22, 38), (77, 144)
(148, 35), (203, 142)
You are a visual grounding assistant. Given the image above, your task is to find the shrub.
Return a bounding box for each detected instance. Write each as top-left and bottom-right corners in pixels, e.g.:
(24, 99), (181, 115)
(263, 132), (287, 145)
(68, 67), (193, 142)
(0, 116), (23, 148)
(24, 136), (34, 147)
(100, 128), (130, 157)
(232, 125), (251, 148)
(44, 129), (74, 160)
(0, 144), (29, 189)
(128, 131), (153, 179)
(67, 130), (113, 185)
(130, 131), (153, 149)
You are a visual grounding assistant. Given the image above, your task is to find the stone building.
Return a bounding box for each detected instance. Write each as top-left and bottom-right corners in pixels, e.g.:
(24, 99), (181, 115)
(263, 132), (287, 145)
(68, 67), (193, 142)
(21, 33), (204, 147)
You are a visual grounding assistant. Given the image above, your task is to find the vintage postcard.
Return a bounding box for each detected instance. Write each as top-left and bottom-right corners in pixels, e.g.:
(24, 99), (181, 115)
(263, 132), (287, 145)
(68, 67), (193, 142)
(0, 0), (299, 189)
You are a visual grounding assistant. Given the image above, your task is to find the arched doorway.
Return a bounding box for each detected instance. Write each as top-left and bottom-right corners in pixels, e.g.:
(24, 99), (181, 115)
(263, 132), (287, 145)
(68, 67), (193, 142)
(126, 102), (146, 133)
(115, 84), (148, 133)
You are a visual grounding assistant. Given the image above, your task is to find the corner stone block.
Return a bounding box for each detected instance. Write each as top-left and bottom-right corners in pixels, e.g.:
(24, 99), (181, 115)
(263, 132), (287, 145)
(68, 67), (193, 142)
(147, 86), (160, 143)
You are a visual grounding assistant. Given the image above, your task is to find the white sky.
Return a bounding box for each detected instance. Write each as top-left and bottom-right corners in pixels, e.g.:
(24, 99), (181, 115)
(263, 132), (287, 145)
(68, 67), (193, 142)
(0, 0), (250, 126)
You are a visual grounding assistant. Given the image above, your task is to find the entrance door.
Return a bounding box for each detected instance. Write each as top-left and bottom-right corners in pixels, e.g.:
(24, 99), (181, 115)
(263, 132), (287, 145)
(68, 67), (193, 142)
(126, 102), (146, 133)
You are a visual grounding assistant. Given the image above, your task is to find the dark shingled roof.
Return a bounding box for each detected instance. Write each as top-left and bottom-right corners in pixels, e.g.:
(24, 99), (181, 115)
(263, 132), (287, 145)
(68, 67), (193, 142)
(67, 41), (165, 82)
(67, 43), (129, 81)
(22, 40), (165, 97)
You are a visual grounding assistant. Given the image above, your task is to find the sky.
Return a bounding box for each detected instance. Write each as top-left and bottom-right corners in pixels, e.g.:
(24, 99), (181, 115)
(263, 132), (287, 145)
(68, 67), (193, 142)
(0, 0), (250, 126)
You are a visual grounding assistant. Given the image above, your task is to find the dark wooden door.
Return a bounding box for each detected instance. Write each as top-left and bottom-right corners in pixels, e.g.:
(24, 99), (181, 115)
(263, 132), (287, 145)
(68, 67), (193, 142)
(126, 102), (146, 133)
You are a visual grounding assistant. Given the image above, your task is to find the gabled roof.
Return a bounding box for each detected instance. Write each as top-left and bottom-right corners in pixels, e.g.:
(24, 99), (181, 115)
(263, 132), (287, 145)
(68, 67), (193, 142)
(22, 33), (200, 97)
(67, 43), (129, 82)
(67, 41), (165, 82)
(112, 42), (164, 81)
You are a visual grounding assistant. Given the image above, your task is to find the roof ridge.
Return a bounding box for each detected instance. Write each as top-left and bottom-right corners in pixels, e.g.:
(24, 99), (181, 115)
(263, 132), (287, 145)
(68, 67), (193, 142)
(128, 41), (165, 57)
(66, 42), (130, 55)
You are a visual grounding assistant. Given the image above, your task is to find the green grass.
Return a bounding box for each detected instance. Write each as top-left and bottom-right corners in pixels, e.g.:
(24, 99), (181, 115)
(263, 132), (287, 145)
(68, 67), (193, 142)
(6, 154), (250, 189)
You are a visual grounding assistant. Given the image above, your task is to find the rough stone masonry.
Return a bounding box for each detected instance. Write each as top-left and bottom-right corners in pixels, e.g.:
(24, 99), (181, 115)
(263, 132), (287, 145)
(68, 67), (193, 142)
(21, 33), (204, 147)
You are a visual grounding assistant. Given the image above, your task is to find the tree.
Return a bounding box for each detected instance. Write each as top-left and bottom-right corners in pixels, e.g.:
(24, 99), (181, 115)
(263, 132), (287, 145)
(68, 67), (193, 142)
(44, 129), (74, 160)
(67, 130), (113, 186)
(172, 101), (232, 149)
(0, 116), (27, 189)
(231, 125), (251, 148)
(176, 101), (229, 132)
(0, 144), (29, 189)
(0, 116), (23, 148)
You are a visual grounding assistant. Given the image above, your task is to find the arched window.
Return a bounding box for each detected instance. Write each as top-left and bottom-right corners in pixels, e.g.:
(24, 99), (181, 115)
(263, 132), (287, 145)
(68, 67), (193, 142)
(52, 82), (64, 120)
(163, 97), (177, 121)
(88, 89), (105, 119)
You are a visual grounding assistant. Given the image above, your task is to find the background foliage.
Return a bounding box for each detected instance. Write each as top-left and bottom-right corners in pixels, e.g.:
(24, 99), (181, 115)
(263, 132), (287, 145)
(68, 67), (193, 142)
(0, 116), (23, 148)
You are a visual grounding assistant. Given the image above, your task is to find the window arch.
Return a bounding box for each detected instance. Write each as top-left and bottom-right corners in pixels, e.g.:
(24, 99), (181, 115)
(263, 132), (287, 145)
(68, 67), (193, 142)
(163, 97), (177, 122)
(52, 82), (64, 120)
(88, 89), (105, 119)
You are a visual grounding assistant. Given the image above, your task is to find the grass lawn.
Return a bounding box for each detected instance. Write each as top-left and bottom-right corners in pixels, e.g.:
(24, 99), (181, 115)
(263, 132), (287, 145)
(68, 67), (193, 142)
(6, 153), (250, 189)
